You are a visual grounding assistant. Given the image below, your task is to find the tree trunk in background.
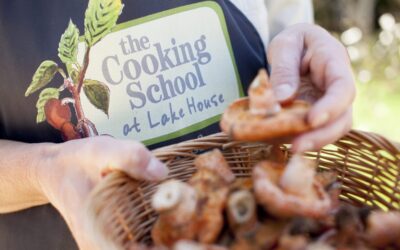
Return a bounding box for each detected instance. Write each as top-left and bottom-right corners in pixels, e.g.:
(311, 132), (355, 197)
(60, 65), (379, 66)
(314, 0), (376, 34)
(342, 0), (376, 34)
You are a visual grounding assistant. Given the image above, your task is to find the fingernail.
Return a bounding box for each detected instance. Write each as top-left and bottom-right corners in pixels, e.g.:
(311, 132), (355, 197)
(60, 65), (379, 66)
(311, 113), (329, 128)
(274, 84), (294, 100)
(145, 158), (169, 180)
(295, 141), (314, 152)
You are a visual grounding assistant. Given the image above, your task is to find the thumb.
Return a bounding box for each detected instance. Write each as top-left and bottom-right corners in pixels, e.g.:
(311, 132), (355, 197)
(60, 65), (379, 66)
(267, 31), (303, 102)
(127, 153), (169, 182)
(99, 140), (169, 181)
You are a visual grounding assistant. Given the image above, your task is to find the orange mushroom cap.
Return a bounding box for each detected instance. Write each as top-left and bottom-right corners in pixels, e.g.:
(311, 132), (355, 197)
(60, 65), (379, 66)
(253, 156), (332, 219)
(220, 69), (311, 142)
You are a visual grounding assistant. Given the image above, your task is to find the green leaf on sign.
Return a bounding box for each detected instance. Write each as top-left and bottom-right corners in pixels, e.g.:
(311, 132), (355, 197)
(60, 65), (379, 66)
(84, 0), (123, 47)
(58, 20), (80, 64)
(83, 79), (110, 116)
(35, 88), (60, 123)
(25, 60), (59, 96)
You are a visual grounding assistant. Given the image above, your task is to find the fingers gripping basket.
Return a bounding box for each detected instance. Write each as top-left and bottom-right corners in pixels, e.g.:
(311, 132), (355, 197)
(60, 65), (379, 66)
(86, 130), (400, 249)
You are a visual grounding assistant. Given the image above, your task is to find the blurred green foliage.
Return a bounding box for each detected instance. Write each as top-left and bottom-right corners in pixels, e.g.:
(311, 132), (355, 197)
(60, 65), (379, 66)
(313, 0), (400, 142)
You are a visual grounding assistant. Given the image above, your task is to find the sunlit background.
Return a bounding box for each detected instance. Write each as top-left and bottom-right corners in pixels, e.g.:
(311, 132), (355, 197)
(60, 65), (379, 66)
(314, 0), (400, 142)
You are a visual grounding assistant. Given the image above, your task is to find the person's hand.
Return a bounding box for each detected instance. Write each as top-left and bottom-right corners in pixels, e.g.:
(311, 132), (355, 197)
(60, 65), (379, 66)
(268, 23), (356, 152)
(34, 136), (169, 249)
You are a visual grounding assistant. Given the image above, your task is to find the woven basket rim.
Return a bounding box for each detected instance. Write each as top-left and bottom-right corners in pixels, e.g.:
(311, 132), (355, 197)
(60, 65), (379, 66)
(152, 129), (400, 156)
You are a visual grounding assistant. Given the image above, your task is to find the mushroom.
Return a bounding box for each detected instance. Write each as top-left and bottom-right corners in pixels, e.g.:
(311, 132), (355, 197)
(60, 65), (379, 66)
(305, 242), (335, 250)
(276, 234), (309, 250)
(188, 149), (235, 243)
(275, 217), (329, 250)
(193, 149), (235, 183)
(220, 69), (311, 142)
(279, 155), (316, 197)
(173, 240), (228, 250)
(151, 180), (198, 247)
(128, 245), (168, 250)
(229, 177), (253, 192)
(153, 150), (235, 246)
(315, 171), (342, 212)
(227, 190), (258, 236)
(228, 189), (287, 250)
(248, 69), (281, 116)
(333, 205), (364, 247)
(364, 211), (400, 248)
(230, 219), (287, 250)
(316, 205), (367, 249)
(286, 217), (327, 239)
(253, 155), (332, 218)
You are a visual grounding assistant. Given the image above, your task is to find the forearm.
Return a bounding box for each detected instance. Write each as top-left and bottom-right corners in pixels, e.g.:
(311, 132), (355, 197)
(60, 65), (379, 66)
(0, 140), (55, 213)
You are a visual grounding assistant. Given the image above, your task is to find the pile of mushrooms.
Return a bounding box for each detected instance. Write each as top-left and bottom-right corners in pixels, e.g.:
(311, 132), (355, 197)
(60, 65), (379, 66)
(151, 150), (234, 247)
(145, 150), (400, 250)
(128, 69), (400, 249)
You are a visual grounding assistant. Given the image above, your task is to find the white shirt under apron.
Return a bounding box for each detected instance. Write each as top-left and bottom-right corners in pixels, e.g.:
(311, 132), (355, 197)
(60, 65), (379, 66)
(229, 0), (314, 49)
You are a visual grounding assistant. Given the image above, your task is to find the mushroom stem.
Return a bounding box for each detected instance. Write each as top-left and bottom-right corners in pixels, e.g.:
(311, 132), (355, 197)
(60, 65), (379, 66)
(279, 154), (315, 197)
(151, 180), (198, 246)
(249, 69), (281, 116)
(152, 180), (184, 212)
(152, 180), (198, 225)
(227, 190), (257, 233)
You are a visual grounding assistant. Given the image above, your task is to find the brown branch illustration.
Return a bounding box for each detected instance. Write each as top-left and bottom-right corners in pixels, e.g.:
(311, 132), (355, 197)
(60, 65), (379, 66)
(77, 47), (91, 94)
(69, 46), (98, 138)
(65, 79), (91, 137)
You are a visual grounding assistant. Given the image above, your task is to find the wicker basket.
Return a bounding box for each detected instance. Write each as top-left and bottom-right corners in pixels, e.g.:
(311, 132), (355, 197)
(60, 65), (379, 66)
(86, 130), (400, 249)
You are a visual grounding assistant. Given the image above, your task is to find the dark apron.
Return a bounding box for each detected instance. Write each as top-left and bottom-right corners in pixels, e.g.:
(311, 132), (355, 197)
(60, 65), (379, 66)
(0, 0), (266, 249)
